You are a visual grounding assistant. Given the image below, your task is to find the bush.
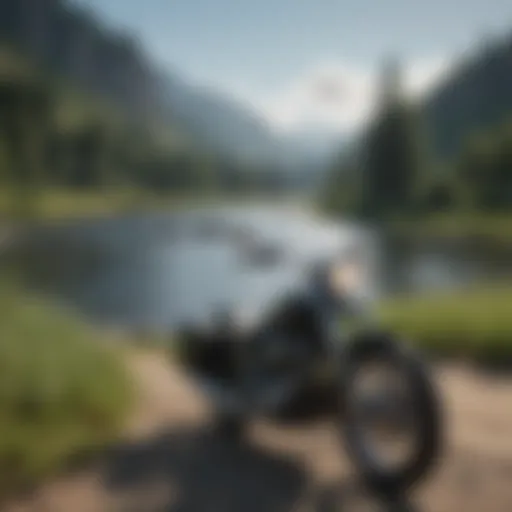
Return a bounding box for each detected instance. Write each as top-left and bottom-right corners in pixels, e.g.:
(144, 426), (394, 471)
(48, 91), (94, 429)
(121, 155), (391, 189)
(0, 284), (133, 493)
(379, 284), (512, 368)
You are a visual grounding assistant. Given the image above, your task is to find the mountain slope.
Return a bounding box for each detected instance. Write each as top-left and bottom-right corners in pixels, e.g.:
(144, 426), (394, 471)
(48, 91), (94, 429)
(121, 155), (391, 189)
(0, 0), (343, 177)
(424, 33), (512, 160)
(159, 71), (281, 163)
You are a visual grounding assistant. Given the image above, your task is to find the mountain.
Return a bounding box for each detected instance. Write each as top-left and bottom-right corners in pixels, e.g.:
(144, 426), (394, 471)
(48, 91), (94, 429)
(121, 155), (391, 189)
(0, 0), (342, 180)
(423, 32), (512, 160)
(277, 129), (347, 164)
(158, 70), (346, 174)
(158, 71), (281, 164)
(336, 32), (512, 171)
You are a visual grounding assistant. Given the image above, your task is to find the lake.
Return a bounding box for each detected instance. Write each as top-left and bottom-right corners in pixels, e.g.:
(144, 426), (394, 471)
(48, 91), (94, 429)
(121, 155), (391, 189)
(2, 205), (511, 331)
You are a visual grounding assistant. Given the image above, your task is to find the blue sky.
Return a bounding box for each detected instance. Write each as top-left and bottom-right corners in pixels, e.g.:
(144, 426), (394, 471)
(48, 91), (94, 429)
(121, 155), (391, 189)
(76, 0), (512, 132)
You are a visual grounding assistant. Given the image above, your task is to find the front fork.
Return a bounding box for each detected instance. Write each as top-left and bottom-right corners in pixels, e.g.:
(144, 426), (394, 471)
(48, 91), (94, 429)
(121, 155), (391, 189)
(320, 295), (378, 358)
(317, 295), (383, 409)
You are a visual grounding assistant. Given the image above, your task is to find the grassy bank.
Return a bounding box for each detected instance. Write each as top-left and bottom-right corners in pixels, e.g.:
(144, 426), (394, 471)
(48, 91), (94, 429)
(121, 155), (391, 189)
(0, 188), (299, 224)
(389, 213), (512, 244)
(0, 188), (199, 222)
(0, 281), (133, 495)
(379, 284), (512, 367)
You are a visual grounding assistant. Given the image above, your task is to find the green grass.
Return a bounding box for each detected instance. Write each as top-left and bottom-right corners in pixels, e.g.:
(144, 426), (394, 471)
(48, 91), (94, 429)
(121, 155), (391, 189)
(390, 213), (512, 244)
(379, 284), (512, 368)
(0, 187), (210, 222)
(0, 187), (298, 223)
(0, 281), (133, 494)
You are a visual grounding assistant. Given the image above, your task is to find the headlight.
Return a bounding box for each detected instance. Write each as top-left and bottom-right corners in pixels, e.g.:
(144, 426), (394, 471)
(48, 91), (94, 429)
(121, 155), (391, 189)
(328, 260), (365, 296)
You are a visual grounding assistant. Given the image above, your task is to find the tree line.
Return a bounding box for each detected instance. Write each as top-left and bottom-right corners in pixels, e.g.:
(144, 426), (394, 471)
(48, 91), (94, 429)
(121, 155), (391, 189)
(0, 75), (285, 218)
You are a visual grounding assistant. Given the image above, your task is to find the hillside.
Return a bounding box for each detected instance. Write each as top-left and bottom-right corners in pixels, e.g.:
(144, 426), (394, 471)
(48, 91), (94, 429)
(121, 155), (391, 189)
(424, 33), (512, 160)
(0, 0), (340, 173)
(158, 71), (281, 164)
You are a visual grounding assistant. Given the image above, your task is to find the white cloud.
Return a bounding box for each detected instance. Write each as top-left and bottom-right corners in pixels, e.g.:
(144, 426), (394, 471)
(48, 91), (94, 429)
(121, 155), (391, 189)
(250, 56), (454, 134)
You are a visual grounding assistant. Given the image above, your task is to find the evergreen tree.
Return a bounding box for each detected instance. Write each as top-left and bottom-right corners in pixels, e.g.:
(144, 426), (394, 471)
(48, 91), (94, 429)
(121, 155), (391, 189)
(360, 58), (425, 220)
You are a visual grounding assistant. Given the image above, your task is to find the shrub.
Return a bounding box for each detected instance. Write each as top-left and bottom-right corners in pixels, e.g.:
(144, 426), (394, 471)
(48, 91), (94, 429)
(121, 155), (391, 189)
(0, 284), (133, 493)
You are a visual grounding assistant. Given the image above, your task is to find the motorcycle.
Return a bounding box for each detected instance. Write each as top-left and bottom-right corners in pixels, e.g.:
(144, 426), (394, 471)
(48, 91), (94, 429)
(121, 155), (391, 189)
(175, 251), (442, 498)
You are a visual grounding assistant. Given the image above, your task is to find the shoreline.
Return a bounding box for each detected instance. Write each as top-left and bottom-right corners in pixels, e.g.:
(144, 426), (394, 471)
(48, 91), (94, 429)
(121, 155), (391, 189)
(0, 191), (309, 228)
(384, 215), (512, 246)
(319, 207), (512, 247)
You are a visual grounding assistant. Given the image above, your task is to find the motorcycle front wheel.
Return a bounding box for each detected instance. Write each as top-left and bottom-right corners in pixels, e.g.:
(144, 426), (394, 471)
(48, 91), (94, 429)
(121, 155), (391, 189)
(338, 333), (442, 498)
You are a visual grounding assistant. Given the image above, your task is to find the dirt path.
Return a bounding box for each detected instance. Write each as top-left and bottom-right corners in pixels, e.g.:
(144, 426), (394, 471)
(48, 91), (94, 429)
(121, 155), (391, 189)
(4, 351), (512, 512)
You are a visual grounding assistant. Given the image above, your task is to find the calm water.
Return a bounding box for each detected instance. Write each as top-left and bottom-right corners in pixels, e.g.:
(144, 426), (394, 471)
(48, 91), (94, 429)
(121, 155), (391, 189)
(3, 205), (511, 331)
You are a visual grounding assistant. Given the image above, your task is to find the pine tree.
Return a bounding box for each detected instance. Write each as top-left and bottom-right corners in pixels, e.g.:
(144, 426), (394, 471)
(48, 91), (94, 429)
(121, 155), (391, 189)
(360, 58), (425, 220)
